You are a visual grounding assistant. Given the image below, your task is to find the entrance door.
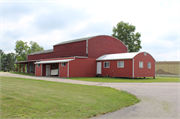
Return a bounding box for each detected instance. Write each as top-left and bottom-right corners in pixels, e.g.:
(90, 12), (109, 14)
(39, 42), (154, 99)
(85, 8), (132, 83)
(97, 62), (102, 74)
(46, 65), (50, 76)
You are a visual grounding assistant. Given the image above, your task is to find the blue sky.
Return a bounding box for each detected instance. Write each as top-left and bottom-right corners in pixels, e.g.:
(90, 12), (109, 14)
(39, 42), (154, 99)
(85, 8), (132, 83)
(0, 0), (179, 61)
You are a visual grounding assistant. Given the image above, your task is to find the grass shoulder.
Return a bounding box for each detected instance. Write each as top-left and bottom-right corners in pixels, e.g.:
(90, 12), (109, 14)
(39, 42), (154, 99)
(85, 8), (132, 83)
(68, 77), (180, 83)
(9, 71), (35, 76)
(1, 77), (140, 118)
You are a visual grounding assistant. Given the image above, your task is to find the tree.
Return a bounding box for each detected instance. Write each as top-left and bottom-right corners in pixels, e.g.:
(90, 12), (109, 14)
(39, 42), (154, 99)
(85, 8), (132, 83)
(14, 40), (29, 61)
(14, 40), (44, 61)
(28, 41), (44, 54)
(1, 52), (16, 71)
(112, 21), (142, 52)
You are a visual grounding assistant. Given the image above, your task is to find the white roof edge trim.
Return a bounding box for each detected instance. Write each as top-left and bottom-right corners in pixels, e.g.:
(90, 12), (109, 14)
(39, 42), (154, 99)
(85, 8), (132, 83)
(34, 59), (74, 64)
(96, 52), (143, 61)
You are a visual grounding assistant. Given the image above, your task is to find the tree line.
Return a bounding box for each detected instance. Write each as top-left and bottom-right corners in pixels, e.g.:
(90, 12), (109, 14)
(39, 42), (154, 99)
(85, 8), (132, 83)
(0, 41), (44, 71)
(0, 21), (142, 71)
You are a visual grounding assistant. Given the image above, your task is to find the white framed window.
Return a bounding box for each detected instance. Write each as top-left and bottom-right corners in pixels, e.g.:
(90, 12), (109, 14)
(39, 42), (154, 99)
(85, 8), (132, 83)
(139, 61), (143, 68)
(104, 62), (110, 68)
(37, 64), (40, 67)
(147, 62), (151, 69)
(117, 61), (124, 68)
(61, 62), (66, 66)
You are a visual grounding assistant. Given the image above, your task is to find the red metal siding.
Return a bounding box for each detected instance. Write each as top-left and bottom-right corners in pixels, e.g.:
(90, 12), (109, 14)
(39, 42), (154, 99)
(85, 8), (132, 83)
(54, 41), (86, 57)
(100, 59), (132, 77)
(28, 52), (54, 60)
(35, 64), (42, 76)
(69, 58), (96, 77)
(88, 35), (127, 58)
(134, 52), (155, 77)
(59, 63), (67, 77)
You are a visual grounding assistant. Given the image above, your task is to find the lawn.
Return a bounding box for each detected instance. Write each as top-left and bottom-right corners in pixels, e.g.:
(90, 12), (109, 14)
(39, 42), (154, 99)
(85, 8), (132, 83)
(10, 71), (34, 76)
(68, 77), (180, 83)
(0, 77), (140, 118)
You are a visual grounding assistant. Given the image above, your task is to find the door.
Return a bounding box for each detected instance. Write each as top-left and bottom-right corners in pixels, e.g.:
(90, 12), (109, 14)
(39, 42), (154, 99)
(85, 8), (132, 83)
(46, 65), (50, 76)
(97, 62), (102, 74)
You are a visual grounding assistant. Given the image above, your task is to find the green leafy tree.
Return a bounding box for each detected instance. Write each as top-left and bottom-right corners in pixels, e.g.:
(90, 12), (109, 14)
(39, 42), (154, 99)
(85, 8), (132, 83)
(28, 41), (44, 54)
(14, 40), (44, 61)
(112, 21), (142, 52)
(1, 52), (16, 71)
(14, 40), (29, 61)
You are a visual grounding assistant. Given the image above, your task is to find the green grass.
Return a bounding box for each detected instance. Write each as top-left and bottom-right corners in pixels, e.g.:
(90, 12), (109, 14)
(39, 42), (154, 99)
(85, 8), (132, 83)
(0, 77), (140, 118)
(9, 71), (34, 76)
(68, 77), (180, 83)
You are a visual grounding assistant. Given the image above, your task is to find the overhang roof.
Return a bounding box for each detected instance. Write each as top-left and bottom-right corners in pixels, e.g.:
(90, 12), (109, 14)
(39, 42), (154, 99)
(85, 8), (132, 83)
(54, 36), (96, 46)
(96, 52), (140, 61)
(34, 59), (74, 64)
(29, 49), (53, 55)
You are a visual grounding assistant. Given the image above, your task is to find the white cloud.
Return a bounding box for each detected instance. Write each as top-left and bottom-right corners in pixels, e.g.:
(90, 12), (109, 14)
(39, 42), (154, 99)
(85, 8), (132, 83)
(1, 0), (179, 61)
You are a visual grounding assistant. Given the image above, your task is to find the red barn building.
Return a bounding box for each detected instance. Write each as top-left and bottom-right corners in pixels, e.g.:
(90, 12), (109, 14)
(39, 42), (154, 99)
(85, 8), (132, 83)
(16, 35), (155, 78)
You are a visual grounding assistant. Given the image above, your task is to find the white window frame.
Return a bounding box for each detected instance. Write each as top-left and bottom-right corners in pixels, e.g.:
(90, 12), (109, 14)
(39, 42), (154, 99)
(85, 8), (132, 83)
(139, 61), (143, 68)
(147, 62), (151, 69)
(117, 61), (124, 68)
(37, 64), (40, 67)
(61, 62), (66, 66)
(104, 62), (110, 68)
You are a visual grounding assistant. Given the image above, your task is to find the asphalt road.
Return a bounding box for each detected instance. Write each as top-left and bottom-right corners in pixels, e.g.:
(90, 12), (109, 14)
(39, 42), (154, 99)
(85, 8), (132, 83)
(1, 72), (180, 119)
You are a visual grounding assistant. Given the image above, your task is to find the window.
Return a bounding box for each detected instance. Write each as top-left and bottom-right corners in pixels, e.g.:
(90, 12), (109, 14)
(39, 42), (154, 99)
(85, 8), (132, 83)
(104, 62), (110, 68)
(52, 64), (55, 68)
(37, 64), (40, 67)
(139, 61), (143, 68)
(117, 61), (124, 68)
(144, 53), (147, 56)
(147, 62), (151, 69)
(61, 62), (66, 66)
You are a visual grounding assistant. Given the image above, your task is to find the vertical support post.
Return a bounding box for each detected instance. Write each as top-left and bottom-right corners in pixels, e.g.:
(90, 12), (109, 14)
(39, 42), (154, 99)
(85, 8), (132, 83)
(23, 63), (25, 73)
(19, 64), (21, 72)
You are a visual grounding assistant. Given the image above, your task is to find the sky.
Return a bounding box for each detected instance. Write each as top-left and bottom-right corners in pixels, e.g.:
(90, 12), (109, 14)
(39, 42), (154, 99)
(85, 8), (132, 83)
(0, 0), (179, 61)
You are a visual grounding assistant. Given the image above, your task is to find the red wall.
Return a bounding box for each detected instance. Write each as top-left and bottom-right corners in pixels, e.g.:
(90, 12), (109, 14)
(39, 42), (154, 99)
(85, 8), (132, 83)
(35, 64), (42, 76)
(59, 63), (67, 77)
(134, 52), (155, 77)
(100, 59), (132, 77)
(88, 35), (127, 58)
(53, 41), (86, 57)
(51, 63), (58, 69)
(28, 52), (54, 60)
(69, 58), (96, 77)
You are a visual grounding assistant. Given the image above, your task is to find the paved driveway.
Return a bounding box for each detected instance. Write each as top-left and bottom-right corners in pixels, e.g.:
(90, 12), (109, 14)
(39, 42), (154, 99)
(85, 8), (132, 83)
(1, 72), (180, 119)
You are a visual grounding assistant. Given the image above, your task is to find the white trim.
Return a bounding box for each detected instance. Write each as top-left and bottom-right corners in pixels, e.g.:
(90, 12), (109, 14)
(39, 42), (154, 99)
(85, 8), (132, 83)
(139, 61), (143, 68)
(34, 59), (74, 64)
(104, 62), (110, 68)
(61, 62), (66, 66)
(133, 59), (134, 77)
(147, 62), (151, 69)
(67, 62), (69, 77)
(117, 61), (124, 68)
(86, 40), (88, 55)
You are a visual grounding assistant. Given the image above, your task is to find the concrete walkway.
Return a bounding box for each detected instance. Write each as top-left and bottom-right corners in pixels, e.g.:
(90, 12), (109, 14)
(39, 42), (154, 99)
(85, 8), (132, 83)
(1, 72), (180, 119)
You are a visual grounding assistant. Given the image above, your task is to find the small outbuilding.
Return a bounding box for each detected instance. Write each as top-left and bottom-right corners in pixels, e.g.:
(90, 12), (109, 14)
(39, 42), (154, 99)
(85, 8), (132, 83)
(96, 52), (155, 78)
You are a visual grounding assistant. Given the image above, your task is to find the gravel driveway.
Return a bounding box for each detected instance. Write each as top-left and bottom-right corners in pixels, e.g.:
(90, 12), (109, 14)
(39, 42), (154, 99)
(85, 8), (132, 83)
(1, 72), (180, 119)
